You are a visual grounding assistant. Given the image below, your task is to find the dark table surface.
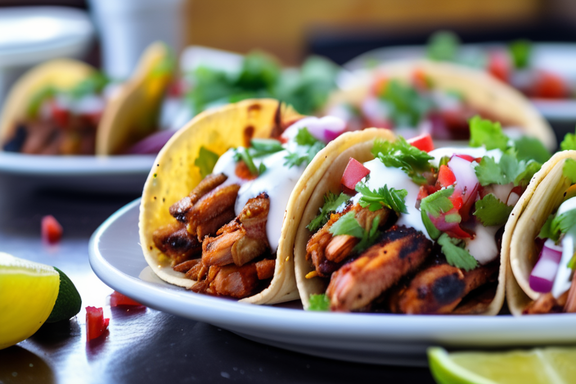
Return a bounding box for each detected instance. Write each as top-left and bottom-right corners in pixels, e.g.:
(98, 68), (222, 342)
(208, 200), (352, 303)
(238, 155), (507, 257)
(0, 173), (436, 384)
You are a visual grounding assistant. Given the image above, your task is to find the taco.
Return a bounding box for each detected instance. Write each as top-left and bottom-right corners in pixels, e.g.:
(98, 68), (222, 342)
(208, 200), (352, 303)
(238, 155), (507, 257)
(0, 41), (173, 156)
(291, 116), (545, 314)
(139, 98), (357, 304)
(505, 150), (576, 315)
(325, 59), (555, 150)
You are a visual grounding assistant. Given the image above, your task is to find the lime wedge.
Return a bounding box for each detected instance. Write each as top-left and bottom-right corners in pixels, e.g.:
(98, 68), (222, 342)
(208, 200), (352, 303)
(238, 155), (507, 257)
(0, 253), (60, 350)
(46, 267), (82, 323)
(428, 346), (576, 384)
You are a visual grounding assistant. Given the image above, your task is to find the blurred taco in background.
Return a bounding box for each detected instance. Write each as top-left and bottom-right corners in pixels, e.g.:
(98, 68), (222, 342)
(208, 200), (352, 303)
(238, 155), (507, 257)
(506, 140), (576, 315)
(291, 117), (546, 314)
(325, 59), (555, 150)
(0, 41), (174, 156)
(140, 98), (354, 304)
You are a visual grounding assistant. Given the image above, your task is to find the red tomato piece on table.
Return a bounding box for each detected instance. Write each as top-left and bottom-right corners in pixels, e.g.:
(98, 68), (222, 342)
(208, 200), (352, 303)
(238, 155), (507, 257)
(110, 291), (144, 307)
(86, 306), (109, 341)
(341, 158), (370, 191)
(407, 133), (434, 152)
(532, 70), (568, 99)
(487, 51), (510, 83)
(41, 215), (63, 244)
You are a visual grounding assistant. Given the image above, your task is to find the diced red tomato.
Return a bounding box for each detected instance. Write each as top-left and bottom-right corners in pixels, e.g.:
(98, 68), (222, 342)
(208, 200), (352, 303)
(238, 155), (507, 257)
(407, 133), (434, 152)
(417, 184), (440, 201)
(487, 51), (510, 83)
(341, 158), (370, 191)
(50, 102), (70, 128)
(371, 74), (388, 97)
(532, 70), (568, 99)
(41, 215), (63, 244)
(86, 306), (109, 341)
(412, 69), (432, 91)
(110, 291), (144, 307)
(436, 165), (456, 188)
(167, 79), (186, 97)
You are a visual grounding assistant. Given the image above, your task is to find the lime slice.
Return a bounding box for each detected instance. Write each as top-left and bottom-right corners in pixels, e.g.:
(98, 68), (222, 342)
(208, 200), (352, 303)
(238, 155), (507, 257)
(46, 267), (82, 323)
(428, 346), (576, 384)
(0, 253), (60, 350)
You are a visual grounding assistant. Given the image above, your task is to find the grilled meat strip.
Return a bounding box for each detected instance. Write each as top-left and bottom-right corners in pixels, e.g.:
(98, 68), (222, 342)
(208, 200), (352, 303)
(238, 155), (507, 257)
(389, 262), (498, 314)
(326, 226), (432, 312)
(152, 222), (202, 265)
(169, 173), (228, 222)
(306, 204), (390, 277)
(190, 259), (276, 298)
(202, 193), (270, 267)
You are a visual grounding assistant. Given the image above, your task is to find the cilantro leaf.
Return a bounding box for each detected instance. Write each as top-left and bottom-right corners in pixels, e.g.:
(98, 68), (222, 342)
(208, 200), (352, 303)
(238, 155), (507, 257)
(307, 192), (350, 232)
(437, 233), (478, 271)
(420, 188), (455, 240)
(354, 215), (381, 252)
(356, 182), (408, 214)
(329, 212), (381, 253)
(561, 129), (576, 151)
(513, 160), (541, 188)
(509, 40), (532, 70)
(250, 138), (283, 157)
(379, 80), (434, 127)
(474, 156), (505, 186)
(284, 128), (325, 168)
(540, 209), (576, 243)
(421, 210), (441, 240)
(475, 153), (541, 187)
(234, 147), (259, 175)
(513, 136), (551, 163)
(426, 30), (460, 61)
(469, 116), (508, 151)
(194, 146), (220, 178)
(563, 158), (576, 185)
(308, 294), (330, 311)
(372, 137), (435, 185)
(474, 194), (513, 226)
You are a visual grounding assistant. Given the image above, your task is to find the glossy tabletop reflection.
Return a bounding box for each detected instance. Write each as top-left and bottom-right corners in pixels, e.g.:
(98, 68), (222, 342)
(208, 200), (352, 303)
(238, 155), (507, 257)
(0, 173), (435, 384)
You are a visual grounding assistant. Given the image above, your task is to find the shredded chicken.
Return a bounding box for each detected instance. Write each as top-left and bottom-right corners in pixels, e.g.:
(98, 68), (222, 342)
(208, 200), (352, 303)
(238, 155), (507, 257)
(326, 226), (432, 312)
(152, 222), (202, 265)
(169, 173), (228, 222)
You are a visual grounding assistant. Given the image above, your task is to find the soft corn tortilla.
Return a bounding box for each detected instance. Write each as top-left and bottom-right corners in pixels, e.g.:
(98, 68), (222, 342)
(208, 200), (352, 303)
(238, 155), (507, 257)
(327, 59), (555, 151)
(0, 42), (173, 156)
(293, 129), (506, 315)
(505, 151), (576, 316)
(96, 41), (174, 155)
(139, 98), (307, 305)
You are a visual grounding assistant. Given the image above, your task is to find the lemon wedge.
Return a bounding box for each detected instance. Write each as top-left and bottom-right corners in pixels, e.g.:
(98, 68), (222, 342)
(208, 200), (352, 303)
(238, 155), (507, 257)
(428, 346), (576, 384)
(0, 253), (60, 350)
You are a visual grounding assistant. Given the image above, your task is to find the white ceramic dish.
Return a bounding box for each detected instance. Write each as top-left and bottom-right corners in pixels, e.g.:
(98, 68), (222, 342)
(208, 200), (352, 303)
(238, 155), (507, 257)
(0, 152), (154, 194)
(343, 43), (576, 122)
(89, 199), (576, 366)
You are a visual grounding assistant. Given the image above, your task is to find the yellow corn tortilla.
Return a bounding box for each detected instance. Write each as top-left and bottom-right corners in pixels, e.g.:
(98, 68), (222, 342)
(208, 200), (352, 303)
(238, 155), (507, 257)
(96, 41), (174, 155)
(327, 59), (555, 151)
(139, 98), (306, 304)
(293, 129), (506, 315)
(505, 151), (576, 316)
(0, 41), (173, 156)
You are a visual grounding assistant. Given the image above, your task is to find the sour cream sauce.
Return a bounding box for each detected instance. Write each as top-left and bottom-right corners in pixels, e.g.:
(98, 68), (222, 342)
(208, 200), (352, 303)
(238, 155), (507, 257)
(551, 197), (576, 298)
(209, 122), (313, 253)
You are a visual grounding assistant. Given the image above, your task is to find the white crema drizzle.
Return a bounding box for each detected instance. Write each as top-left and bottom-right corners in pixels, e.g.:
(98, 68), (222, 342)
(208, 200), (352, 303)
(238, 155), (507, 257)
(551, 197), (576, 298)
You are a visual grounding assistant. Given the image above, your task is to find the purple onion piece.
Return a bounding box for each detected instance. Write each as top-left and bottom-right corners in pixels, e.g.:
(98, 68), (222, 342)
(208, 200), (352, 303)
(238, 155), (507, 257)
(529, 241), (562, 293)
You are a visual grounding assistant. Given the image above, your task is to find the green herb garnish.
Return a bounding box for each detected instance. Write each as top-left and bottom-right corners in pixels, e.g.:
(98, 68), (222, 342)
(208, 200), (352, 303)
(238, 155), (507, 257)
(475, 153), (540, 187)
(372, 137), (435, 185)
(474, 193), (513, 226)
(509, 40), (532, 70)
(426, 31), (460, 62)
(355, 182), (408, 214)
(307, 192), (350, 232)
(250, 138), (284, 157)
(563, 159), (576, 184)
(329, 211), (381, 253)
(378, 80), (434, 127)
(539, 209), (576, 243)
(308, 294), (330, 311)
(234, 147), (259, 175)
(469, 116), (508, 151)
(194, 146), (220, 178)
(561, 128), (576, 151)
(284, 127), (325, 168)
(437, 233), (478, 271)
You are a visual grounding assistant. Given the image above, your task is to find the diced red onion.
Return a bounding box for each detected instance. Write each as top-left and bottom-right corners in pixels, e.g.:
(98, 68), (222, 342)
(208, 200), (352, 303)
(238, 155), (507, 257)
(125, 129), (177, 154)
(448, 155), (479, 206)
(284, 116), (346, 143)
(529, 239), (562, 293)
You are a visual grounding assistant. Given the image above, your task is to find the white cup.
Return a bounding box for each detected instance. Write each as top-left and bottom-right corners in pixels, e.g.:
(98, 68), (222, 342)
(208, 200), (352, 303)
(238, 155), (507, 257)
(88, 0), (183, 79)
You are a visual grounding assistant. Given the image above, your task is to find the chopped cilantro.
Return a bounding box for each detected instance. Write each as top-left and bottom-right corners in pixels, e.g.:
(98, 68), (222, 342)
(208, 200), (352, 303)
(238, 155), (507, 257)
(284, 128), (325, 168)
(474, 194), (513, 226)
(563, 159), (576, 184)
(509, 40), (532, 70)
(307, 192), (350, 232)
(308, 294), (330, 311)
(561, 129), (576, 151)
(194, 146), (220, 178)
(420, 188), (456, 240)
(469, 116), (508, 151)
(437, 233), (478, 271)
(372, 137), (435, 185)
(426, 31), (460, 62)
(513, 136), (551, 163)
(539, 209), (576, 243)
(249, 138), (284, 157)
(329, 211), (381, 253)
(355, 182), (408, 214)
(475, 153), (540, 187)
(234, 147), (259, 175)
(568, 253), (576, 271)
(379, 80), (434, 127)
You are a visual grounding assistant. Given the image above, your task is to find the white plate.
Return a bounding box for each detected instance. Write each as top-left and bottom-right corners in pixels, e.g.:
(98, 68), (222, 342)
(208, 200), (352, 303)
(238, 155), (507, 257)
(343, 43), (576, 122)
(89, 199), (576, 366)
(0, 152), (154, 194)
